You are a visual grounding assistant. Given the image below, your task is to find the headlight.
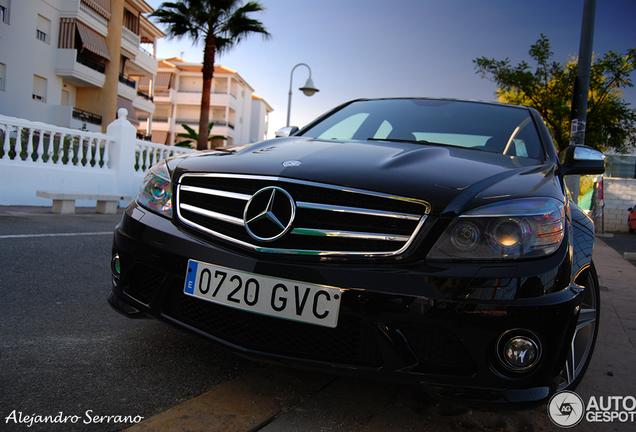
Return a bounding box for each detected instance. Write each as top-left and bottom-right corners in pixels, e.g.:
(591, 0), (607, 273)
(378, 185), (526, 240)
(136, 161), (172, 218)
(427, 198), (565, 261)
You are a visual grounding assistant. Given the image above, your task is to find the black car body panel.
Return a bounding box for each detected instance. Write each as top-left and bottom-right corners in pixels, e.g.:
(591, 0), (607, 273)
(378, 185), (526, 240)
(108, 98), (603, 408)
(172, 138), (561, 215)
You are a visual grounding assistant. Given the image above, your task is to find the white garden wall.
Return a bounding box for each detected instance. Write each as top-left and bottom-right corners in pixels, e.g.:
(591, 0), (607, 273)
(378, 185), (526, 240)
(599, 178), (636, 233)
(0, 109), (194, 207)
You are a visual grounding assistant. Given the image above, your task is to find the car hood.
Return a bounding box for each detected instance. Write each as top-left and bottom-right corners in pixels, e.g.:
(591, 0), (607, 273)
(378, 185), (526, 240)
(172, 137), (563, 215)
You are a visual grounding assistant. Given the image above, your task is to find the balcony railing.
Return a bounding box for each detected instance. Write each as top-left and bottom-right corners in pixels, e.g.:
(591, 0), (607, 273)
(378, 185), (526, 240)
(136, 132), (152, 142)
(72, 108), (102, 126)
(121, 26), (140, 47)
(119, 73), (136, 89)
(137, 90), (153, 102)
(175, 120), (235, 130)
(76, 53), (105, 74)
(79, 1), (108, 27)
(176, 119), (198, 126)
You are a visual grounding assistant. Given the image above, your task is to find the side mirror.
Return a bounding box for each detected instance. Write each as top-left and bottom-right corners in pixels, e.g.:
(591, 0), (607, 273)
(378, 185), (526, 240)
(275, 126), (299, 138)
(561, 146), (605, 176)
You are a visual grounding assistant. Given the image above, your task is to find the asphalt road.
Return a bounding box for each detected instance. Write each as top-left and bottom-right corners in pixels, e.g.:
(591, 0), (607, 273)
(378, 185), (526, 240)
(0, 214), (264, 432)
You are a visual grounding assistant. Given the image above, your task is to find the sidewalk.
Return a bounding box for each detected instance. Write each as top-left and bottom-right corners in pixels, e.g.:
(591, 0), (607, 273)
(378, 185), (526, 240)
(0, 205), (125, 215)
(577, 237), (636, 405)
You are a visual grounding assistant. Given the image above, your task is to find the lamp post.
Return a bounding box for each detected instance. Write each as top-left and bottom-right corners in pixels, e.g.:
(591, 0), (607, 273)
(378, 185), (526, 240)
(286, 63), (319, 127)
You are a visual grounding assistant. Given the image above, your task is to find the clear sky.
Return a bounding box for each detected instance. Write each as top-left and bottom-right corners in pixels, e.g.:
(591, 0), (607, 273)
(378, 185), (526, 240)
(144, 0), (636, 139)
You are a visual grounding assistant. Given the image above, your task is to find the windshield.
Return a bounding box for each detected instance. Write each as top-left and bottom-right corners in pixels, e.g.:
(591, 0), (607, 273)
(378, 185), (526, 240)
(299, 99), (545, 159)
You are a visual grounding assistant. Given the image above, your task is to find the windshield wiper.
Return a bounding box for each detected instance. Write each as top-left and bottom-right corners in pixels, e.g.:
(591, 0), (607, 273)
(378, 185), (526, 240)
(367, 138), (431, 145)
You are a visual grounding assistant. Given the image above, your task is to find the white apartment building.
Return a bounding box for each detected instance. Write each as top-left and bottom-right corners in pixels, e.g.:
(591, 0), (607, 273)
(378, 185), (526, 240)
(0, 0), (163, 132)
(0, 1), (272, 147)
(146, 58), (273, 147)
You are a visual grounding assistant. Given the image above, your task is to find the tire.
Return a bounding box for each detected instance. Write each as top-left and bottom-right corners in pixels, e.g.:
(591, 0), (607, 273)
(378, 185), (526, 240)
(558, 262), (600, 391)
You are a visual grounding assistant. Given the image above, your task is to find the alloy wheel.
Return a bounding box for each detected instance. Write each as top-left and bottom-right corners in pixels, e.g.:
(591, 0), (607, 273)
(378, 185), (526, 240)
(558, 262), (600, 391)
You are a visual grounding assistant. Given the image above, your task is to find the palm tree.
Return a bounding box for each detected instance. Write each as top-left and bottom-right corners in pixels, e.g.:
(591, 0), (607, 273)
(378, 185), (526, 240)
(151, 0), (270, 150)
(175, 122), (227, 148)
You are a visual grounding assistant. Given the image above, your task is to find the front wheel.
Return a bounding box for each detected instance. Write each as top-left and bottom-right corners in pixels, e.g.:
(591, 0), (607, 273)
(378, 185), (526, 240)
(558, 262), (600, 391)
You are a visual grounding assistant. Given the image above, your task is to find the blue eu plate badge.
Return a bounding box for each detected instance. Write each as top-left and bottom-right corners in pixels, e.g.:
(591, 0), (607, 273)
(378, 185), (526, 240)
(184, 260), (198, 294)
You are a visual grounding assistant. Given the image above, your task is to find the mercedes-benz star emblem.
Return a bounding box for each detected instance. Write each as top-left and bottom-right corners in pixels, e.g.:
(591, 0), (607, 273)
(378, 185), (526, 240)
(244, 187), (296, 242)
(282, 160), (302, 168)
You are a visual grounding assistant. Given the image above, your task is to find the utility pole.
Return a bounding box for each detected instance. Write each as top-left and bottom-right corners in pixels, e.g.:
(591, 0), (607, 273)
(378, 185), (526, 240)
(567, 0), (597, 201)
(570, 0), (597, 146)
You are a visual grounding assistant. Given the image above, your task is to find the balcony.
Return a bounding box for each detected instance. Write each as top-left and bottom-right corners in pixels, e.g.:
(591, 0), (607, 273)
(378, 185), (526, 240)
(154, 88), (175, 104)
(77, 53), (106, 73)
(73, 107), (102, 125)
(174, 120), (235, 137)
(49, 105), (102, 133)
(57, 0), (110, 36)
(117, 74), (137, 101)
(121, 26), (140, 59)
(137, 90), (153, 102)
(175, 92), (232, 107)
(55, 49), (105, 88)
(117, 87), (136, 104)
(119, 73), (136, 89)
(136, 132), (152, 142)
(133, 93), (155, 115)
(128, 49), (158, 76)
(175, 91), (202, 106)
(151, 117), (172, 130)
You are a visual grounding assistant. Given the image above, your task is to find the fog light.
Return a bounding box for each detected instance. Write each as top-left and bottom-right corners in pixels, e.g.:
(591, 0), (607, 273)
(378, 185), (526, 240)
(111, 254), (121, 288)
(111, 254), (121, 275)
(497, 331), (541, 372)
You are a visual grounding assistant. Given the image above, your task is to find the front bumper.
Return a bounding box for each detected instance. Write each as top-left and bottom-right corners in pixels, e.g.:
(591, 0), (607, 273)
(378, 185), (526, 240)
(109, 203), (587, 408)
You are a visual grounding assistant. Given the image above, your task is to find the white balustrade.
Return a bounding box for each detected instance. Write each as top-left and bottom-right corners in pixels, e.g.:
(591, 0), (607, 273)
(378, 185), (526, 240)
(0, 116), (113, 168)
(0, 109), (195, 206)
(134, 140), (192, 172)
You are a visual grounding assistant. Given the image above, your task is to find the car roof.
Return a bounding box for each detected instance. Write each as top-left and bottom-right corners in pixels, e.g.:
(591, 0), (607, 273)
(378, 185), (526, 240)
(348, 97), (533, 110)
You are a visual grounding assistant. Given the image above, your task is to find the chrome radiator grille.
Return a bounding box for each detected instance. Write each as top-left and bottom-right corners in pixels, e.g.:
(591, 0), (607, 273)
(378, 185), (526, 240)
(176, 174), (430, 257)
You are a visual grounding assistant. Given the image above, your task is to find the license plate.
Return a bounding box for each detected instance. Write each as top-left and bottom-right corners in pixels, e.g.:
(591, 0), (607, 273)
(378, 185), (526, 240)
(184, 260), (343, 328)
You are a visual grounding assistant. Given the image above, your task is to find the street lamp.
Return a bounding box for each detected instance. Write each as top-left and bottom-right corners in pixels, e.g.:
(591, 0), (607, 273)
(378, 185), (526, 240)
(286, 63), (319, 127)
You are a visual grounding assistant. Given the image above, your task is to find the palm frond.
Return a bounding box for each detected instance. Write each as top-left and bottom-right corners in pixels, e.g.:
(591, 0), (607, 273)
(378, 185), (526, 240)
(149, 0), (269, 150)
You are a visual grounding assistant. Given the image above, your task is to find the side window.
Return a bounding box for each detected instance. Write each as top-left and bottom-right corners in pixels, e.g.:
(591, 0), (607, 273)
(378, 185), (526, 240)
(503, 116), (543, 159)
(510, 124), (543, 158)
(36, 15), (51, 43)
(512, 139), (529, 157)
(0, 63), (6, 91)
(0, 0), (10, 24)
(32, 75), (47, 102)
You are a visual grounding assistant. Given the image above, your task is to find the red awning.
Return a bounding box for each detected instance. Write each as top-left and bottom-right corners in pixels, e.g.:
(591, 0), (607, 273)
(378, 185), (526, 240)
(76, 21), (111, 60)
(116, 97), (139, 126)
(150, 131), (168, 145)
(154, 72), (172, 89)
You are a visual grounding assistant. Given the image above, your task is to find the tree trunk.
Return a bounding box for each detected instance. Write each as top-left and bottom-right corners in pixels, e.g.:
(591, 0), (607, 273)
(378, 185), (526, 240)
(198, 33), (216, 150)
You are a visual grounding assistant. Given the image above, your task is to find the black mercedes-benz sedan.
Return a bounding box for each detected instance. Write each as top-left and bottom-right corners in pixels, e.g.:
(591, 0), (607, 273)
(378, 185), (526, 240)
(108, 98), (605, 408)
